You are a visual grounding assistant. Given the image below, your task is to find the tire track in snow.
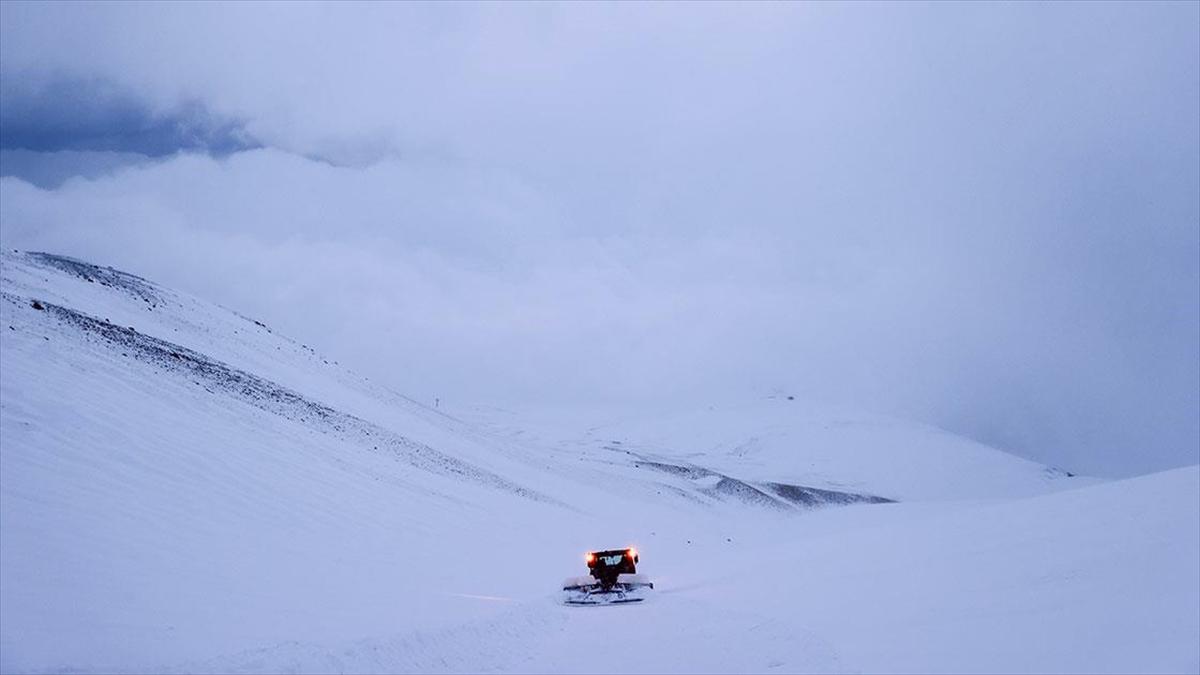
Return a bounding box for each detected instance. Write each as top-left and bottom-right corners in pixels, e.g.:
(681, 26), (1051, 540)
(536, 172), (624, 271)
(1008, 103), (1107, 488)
(168, 602), (568, 674)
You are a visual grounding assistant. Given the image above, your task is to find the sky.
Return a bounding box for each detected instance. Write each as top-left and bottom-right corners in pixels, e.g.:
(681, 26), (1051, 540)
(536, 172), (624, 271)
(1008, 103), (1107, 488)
(0, 1), (1196, 478)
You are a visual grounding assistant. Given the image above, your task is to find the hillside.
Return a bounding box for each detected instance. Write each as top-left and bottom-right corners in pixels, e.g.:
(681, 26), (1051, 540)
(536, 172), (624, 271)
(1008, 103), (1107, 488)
(1, 250), (1195, 673)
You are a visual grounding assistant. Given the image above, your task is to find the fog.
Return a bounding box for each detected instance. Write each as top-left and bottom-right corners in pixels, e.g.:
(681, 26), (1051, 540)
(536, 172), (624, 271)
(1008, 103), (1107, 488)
(1, 2), (1196, 477)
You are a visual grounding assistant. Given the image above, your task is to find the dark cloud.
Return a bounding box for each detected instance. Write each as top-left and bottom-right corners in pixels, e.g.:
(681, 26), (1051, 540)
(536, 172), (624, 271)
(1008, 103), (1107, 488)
(0, 74), (258, 157)
(0, 149), (155, 189)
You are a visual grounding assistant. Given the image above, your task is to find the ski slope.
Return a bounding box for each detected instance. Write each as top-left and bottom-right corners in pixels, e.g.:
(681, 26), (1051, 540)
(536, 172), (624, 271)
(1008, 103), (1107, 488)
(1, 250), (1196, 673)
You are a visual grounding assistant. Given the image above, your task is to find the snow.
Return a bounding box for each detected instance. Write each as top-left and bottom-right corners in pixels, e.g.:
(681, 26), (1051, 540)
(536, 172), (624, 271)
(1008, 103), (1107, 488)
(2, 250), (1197, 673)
(459, 401), (1091, 502)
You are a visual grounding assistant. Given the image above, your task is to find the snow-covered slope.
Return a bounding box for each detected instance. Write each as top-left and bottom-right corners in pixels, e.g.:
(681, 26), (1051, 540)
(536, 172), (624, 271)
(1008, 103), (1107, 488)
(177, 466), (1198, 675)
(456, 400), (1086, 502)
(1, 250), (1196, 673)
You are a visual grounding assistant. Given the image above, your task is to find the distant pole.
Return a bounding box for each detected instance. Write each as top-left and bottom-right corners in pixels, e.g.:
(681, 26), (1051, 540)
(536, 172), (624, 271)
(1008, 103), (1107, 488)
(435, 397), (440, 408)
